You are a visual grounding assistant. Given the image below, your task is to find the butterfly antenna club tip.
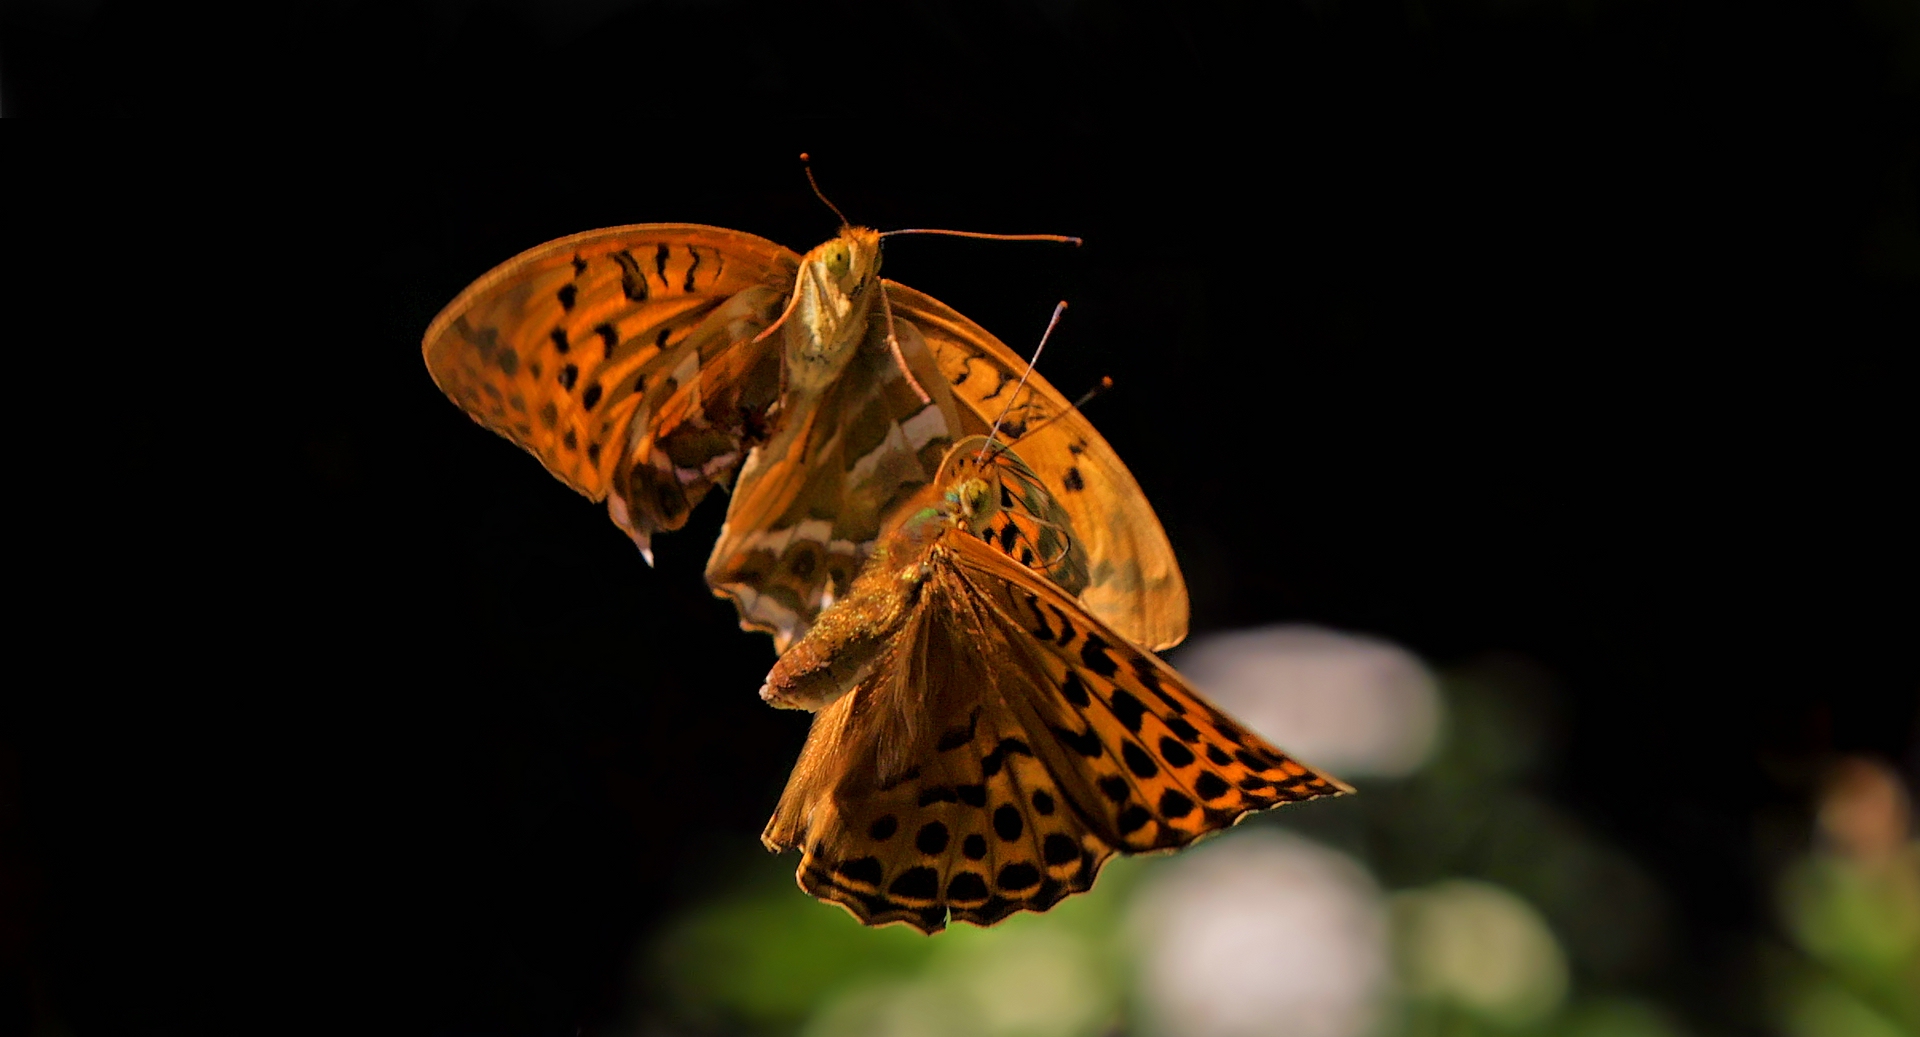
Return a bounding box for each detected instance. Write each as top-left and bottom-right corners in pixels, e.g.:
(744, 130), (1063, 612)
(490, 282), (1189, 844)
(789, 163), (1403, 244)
(799, 153), (852, 228)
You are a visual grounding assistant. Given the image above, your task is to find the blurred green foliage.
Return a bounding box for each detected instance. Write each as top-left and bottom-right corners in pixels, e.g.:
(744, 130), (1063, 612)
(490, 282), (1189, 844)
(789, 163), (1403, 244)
(641, 658), (1911, 1037)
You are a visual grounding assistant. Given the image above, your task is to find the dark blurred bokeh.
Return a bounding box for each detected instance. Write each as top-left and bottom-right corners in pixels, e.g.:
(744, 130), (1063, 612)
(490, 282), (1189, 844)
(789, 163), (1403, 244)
(3, 0), (1915, 1034)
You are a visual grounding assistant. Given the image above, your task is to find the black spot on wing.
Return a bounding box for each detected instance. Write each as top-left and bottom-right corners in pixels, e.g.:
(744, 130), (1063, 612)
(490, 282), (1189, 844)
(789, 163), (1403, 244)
(594, 323), (618, 356)
(997, 863), (1040, 891)
(557, 284), (577, 311)
(612, 251), (648, 302)
(1159, 736), (1196, 768)
(1048, 605), (1076, 646)
(558, 364), (577, 390)
(1059, 672), (1091, 708)
(918, 786), (959, 807)
(993, 805), (1023, 841)
(1195, 772), (1230, 800)
(980, 738), (1033, 778)
(571, 254), (587, 276)
(1043, 834), (1078, 865)
(1080, 635), (1119, 677)
(890, 867), (939, 899)
(868, 816), (898, 841)
(1062, 466), (1084, 491)
(653, 242), (670, 284)
(1122, 741), (1160, 778)
(948, 872), (989, 901)
(962, 834), (988, 860)
(1050, 724), (1102, 758)
(683, 245), (701, 291)
(1205, 744), (1233, 766)
(1098, 777), (1130, 803)
(835, 857), (883, 886)
(550, 327), (570, 354)
(1235, 749), (1276, 772)
(582, 384), (602, 410)
(915, 821), (949, 855)
(957, 785), (987, 807)
(1159, 789), (1195, 818)
(1031, 790), (1055, 815)
(1117, 806), (1151, 834)
(562, 430), (577, 451)
(1109, 689), (1147, 733)
(1025, 595), (1055, 641)
(1165, 716), (1201, 742)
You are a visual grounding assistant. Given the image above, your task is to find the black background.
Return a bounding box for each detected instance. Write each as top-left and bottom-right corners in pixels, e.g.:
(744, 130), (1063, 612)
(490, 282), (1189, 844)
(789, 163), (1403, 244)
(4, 0), (1915, 1034)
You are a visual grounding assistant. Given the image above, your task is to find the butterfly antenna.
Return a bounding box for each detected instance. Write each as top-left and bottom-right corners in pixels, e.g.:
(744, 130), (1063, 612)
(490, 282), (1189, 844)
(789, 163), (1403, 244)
(880, 228), (1083, 246)
(799, 153), (852, 228)
(980, 301), (1067, 463)
(1023, 514), (1079, 569)
(1008, 376), (1113, 446)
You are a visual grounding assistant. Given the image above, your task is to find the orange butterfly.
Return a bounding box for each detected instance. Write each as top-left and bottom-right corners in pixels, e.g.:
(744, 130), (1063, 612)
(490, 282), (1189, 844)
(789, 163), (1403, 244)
(422, 224), (1189, 653)
(761, 436), (1350, 933)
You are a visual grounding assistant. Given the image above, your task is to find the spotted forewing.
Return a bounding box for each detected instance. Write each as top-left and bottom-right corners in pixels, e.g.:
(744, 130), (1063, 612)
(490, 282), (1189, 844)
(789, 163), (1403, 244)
(761, 439), (1349, 933)
(423, 223), (1191, 653)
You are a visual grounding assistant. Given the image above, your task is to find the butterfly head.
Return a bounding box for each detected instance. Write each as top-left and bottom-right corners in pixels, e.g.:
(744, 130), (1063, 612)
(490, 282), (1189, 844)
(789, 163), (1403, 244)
(787, 227), (884, 391)
(936, 437), (1013, 536)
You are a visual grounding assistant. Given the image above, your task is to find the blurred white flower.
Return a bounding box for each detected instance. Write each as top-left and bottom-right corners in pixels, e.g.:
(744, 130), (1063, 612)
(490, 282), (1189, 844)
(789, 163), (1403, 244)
(1391, 879), (1569, 1027)
(1129, 831), (1392, 1037)
(1174, 625), (1443, 778)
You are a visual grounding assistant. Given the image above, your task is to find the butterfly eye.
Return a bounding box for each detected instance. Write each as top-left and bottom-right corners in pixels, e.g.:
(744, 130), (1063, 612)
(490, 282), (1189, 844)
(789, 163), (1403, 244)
(824, 245), (852, 280)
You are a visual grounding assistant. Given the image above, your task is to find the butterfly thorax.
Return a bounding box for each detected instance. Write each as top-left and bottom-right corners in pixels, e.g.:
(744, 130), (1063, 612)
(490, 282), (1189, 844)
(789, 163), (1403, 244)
(783, 227), (884, 396)
(759, 518), (937, 713)
(758, 462), (995, 713)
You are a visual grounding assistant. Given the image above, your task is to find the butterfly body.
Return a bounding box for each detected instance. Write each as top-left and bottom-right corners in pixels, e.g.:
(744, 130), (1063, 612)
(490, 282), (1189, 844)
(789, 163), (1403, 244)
(425, 223), (1187, 654)
(762, 438), (1347, 933)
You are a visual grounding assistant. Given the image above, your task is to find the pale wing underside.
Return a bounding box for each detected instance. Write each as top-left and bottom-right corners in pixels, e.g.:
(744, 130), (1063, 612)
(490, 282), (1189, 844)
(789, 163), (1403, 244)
(705, 314), (963, 652)
(887, 283), (1191, 651)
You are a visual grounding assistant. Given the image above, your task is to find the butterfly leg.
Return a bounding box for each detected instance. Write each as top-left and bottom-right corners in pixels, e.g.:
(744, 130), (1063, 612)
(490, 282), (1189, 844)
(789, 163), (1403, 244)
(879, 285), (933, 406)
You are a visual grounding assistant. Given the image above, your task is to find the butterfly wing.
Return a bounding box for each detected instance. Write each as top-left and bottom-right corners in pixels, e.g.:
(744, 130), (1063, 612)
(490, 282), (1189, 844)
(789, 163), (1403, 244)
(762, 559), (1118, 934)
(947, 532), (1349, 851)
(763, 527), (1347, 934)
(704, 312), (964, 651)
(422, 224), (800, 556)
(887, 283), (1191, 651)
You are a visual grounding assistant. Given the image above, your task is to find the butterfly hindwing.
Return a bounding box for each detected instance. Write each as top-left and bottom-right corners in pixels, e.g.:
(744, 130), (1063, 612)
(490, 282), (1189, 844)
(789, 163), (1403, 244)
(705, 315), (964, 650)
